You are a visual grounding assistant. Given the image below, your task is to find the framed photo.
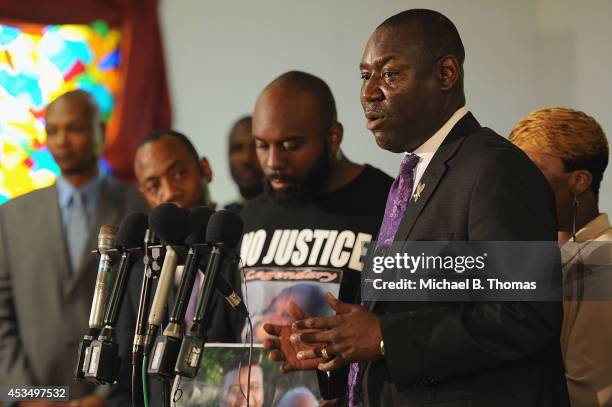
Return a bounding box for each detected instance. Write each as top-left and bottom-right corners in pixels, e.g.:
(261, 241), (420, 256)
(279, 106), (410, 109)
(172, 343), (321, 407)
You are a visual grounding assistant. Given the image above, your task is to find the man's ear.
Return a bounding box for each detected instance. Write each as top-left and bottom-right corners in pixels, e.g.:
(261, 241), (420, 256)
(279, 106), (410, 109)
(200, 157), (213, 182)
(94, 122), (106, 157)
(571, 169), (593, 196)
(327, 122), (343, 157)
(438, 55), (461, 91)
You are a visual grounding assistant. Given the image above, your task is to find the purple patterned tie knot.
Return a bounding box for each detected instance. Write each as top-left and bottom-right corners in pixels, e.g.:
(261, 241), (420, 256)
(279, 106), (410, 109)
(347, 154), (420, 407)
(399, 153), (420, 175)
(377, 154), (420, 246)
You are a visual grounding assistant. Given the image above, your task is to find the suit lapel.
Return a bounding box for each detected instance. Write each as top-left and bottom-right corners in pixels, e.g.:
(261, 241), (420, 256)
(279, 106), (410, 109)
(66, 178), (125, 297)
(394, 113), (480, 242)
(392, 157), (448, 243)
(39, 185), (73, 290)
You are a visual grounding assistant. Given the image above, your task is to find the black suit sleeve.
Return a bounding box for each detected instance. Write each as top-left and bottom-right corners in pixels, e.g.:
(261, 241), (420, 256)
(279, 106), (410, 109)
(380, 148), (563, 390)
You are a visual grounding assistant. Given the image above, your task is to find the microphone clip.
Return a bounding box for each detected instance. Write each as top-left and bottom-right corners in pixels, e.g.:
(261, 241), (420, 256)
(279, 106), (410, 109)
(174, 335), (205, 378)
(83, 334), (121, 385)
(147, 332), (183, 379)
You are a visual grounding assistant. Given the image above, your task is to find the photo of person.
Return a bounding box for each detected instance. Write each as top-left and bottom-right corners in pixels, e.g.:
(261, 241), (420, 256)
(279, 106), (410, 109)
(248, 282), (333, 342)
(172, 344), (321, 407)
(219, 364), (265, 407)
(277, 387), (318, 407)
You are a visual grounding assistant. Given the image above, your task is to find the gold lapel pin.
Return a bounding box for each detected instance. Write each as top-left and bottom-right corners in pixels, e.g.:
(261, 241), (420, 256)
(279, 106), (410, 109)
(413, 182), (425, 202)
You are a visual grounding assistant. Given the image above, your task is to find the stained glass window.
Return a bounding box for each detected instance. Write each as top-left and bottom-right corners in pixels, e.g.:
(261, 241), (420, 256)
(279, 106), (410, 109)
(0, 21), (121, 205)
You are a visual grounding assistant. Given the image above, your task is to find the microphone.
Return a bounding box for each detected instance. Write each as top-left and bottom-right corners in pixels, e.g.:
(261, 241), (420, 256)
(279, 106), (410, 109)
(89, 224), (120, 330)
(175, 210), (244, 378)
(215, 273), (248, 317)
(130, 229), (165, 406)
(194, 210), (244, 337)
(74, 224), (118, 381)
(132, 229), (163, 366)
(169, 206), (215, 326)
(143, 203), (189, 357)
(148, 206), (214, 378)
(84, 213), (148, 384)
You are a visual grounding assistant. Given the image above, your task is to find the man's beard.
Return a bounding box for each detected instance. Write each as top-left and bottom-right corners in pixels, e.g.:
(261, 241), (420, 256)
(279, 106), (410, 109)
(263, 149), (331, 205)
(231, 164), (264, 201)
(239, 184), (264, 200)
(60, 155), (98, 175)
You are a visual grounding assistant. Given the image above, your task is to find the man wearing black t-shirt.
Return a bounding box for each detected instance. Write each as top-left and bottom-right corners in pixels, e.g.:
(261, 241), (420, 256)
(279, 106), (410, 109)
(208, 71), (392, 400)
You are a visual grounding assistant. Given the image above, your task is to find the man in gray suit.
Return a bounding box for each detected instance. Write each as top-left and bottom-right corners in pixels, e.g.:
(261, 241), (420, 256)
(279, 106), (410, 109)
(0, 90), (147, 406)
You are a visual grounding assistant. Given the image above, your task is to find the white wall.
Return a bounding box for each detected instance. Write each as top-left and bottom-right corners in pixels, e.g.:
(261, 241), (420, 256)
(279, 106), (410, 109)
(159, 0), (612, 213)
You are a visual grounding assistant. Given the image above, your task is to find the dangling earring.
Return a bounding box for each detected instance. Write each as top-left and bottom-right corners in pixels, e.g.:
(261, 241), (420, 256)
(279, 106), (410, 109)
(572, 195), (579, 242)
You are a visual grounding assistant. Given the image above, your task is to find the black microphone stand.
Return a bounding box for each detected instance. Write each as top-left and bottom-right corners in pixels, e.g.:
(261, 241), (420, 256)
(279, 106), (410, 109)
(132, 230), (164, 406)
(85, 245), (142, 384)
(175, 247), (239, 379)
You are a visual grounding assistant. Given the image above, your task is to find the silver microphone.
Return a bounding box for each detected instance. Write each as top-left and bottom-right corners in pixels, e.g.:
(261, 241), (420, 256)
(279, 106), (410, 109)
(88, 224), (118, 330)
(148, 246), (178, 329)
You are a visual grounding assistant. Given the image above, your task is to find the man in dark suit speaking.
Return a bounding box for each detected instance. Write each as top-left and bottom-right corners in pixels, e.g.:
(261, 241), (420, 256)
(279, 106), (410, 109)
(265, 9), (570, 407)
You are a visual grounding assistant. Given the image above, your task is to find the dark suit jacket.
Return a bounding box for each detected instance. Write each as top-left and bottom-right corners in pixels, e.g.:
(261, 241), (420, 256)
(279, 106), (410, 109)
(363, 113), (569, 407)
(0, 177), (147, 400)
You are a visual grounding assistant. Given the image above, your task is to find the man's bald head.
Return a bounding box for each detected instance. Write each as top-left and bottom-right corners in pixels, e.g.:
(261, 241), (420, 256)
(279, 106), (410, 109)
(257, 71), (337, 133)
(45, 89), (104, 175)
(360, 9), (466, 153)
(378, 9), (465, 69)
(227, 115), (264, 200)
(46, 89), (103, 128)
(253, 71), (343, 204)
(229, 116), (252, 138)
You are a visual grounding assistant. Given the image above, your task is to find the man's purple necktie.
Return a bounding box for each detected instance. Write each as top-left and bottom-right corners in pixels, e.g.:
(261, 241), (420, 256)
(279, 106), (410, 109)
(347, 154), (420, 407)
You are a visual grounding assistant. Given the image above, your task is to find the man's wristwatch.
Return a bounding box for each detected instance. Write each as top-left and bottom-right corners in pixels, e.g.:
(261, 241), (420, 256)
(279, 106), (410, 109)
(379, 339), (385, 356)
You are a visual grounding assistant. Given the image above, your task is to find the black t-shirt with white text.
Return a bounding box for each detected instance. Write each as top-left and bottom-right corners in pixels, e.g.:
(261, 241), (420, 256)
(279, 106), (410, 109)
(238, 164), (393, 342)
(205, 165), (393, 342)
(203, 164), (392, 400)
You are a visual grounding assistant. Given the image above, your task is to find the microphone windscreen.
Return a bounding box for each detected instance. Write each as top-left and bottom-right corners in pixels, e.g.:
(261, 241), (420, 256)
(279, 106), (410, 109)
(98, 224), (118, 240)
(115, 213), (148, 249)
(98, 224), (119, 252)
(185, 206), (215, 246)
(148, 203), (188, 245)
(205, 209), (243, 249)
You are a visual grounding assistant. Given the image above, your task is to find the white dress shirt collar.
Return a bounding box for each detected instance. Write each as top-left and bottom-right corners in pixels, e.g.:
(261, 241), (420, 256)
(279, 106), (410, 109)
(412, 105), (469, 157)
(408, 105), (469, 188)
